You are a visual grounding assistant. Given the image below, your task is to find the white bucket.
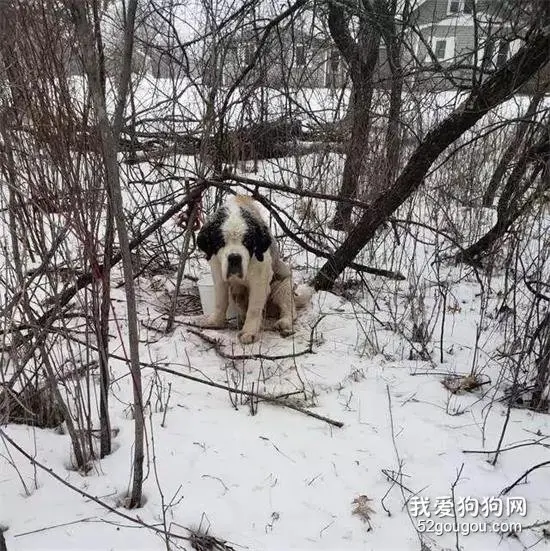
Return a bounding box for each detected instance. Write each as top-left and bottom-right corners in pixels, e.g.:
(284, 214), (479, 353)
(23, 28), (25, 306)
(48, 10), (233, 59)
(197, 276), (238, 319)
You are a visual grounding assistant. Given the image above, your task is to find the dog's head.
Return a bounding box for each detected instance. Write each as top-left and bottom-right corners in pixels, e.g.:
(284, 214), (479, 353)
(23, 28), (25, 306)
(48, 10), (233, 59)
(197, 198), (272, 282)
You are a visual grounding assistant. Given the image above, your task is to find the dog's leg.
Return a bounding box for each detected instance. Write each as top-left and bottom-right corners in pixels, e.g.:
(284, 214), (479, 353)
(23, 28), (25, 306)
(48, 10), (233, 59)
(270, 277), (297, 336)
(230, 283), (248, 328)
(197, 258), (229, 328)
(238, 265), (271, 344)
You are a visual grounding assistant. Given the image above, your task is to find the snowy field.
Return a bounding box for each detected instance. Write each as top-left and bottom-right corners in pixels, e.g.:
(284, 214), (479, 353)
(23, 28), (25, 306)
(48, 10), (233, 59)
(2, 264), (550, 551)
(1, 81), (550, 551)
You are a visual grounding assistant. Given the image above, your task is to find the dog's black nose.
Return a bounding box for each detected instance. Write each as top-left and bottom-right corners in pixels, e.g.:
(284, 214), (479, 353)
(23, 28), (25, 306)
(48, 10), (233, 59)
(226, 254), (243, 277)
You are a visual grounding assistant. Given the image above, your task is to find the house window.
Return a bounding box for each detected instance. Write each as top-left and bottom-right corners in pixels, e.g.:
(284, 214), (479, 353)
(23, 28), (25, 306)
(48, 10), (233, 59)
(496, 40), (510, 67)
(296, 43), (306, 66)
(242, 42), (255, 65)
(448, 0), (460, 13)
(329, 49), (340, 73)
(427, 37), (455, 62)
(326, 49), (341, 87)
(480, 38), (511, 69)
(448, 0), (473, 14)
(435, 40), (447, 59)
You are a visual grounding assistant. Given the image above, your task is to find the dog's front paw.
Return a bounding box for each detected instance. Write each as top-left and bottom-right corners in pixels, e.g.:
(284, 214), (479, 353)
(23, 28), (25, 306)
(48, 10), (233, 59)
(193, 314), (227, 329)
(238, 329), (258, 344)
(274, 317), (295, 337)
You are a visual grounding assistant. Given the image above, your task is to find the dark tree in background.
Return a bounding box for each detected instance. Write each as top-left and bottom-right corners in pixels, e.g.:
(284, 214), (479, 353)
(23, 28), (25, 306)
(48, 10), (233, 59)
(313, 28), (550, 290)
(327, 0), (381, 230)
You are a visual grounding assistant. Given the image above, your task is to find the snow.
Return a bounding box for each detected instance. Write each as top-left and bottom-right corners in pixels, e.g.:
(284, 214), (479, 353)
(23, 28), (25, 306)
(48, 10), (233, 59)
(3, 227), (550, 550)
(2, 76), (550, 550)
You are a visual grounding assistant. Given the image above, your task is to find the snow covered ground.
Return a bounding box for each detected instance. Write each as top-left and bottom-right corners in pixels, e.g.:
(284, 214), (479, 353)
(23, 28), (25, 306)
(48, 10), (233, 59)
(2, 185), (550, 551)
(2, 79), (550, 550)
(2, 273), (550, 551)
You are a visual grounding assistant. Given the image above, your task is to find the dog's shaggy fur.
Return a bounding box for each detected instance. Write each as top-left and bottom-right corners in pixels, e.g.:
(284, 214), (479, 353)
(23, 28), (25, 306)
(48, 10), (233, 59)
(195, 195), (311, 344)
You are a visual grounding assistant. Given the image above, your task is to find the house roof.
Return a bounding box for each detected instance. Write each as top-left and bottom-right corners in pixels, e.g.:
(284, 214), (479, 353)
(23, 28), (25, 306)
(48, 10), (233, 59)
(408, 0), (434, 12)
(417, 13), (506, 29)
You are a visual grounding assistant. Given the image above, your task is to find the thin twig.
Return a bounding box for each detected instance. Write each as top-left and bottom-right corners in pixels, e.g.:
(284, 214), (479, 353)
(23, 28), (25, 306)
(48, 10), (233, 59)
(385, 385), (426, 547)
(0, 428), (190, 542)
(14, 518), (95, 538)
(187, 327), (314, 361)
(160, 382), (172, 428)
(501, 460), (550, 495)
(166, 199), (200, 333)
(49, 326), (344, 428)
(463, 436), (549, 455)
(450, 463), (464, 551)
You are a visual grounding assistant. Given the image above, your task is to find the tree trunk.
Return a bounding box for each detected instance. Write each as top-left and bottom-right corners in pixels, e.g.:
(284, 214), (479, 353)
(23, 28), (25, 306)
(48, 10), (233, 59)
(328, 3), (380, 231)
(68, 0), (144, 508)
(462, 166), (542, 266)
(89, 0), (112, 459)
(381, 0), (405, 188)
(332, 81), (375, 230)
(482, 90), (545, 206)
(312, 30), (550, 291)
(531, 314), (550, 411)
(98, 210), (113, 458)
(457, 138), (547, 265)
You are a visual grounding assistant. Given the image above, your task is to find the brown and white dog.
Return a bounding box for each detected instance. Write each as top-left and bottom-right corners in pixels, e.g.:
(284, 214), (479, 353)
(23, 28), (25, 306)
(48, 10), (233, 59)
(195, 195), (312, 344)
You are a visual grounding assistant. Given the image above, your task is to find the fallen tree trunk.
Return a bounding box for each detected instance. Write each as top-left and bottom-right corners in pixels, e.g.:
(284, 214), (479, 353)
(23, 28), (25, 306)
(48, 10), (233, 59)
(123, 118), (304, 164)
(312, 29), (550, 291)
(123, 137), (340, 166)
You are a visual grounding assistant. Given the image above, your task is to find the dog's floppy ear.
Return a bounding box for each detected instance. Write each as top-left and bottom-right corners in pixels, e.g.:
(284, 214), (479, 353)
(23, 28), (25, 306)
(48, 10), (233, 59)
(196, 206), (227, 260)
(243, 217), (271, 262)
(253, 221), (272, 262)
(196, 222), (213, 260)
(196, 220), (224, 261)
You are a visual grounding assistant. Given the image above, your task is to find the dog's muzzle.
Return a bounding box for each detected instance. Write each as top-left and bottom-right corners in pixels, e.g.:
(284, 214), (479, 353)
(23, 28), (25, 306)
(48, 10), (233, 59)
(226, 253), (243, 279)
